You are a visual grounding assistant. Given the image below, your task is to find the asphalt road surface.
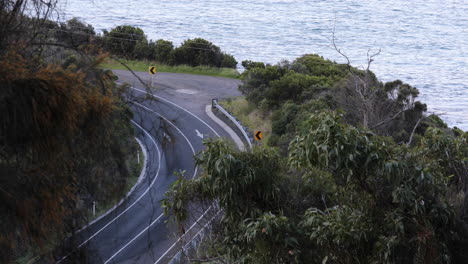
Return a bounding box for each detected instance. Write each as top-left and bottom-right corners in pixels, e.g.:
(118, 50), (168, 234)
(57, 71), (242, 263)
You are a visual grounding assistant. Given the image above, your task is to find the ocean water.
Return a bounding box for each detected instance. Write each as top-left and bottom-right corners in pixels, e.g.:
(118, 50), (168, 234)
(59, 0), (467, 130)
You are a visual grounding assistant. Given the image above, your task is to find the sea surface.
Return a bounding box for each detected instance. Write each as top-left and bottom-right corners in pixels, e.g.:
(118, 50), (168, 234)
(59, 0), (467, 130)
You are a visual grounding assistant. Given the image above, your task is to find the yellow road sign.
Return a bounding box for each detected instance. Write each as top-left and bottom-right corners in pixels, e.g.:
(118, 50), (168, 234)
(149, 66), (156, 75)
(254, 130), (263, 141)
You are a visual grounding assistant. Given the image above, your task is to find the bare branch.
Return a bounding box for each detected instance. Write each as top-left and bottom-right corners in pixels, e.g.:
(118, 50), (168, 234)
(370, 109), (408, 129)
(407, 117), (424, 146)
(366, 48), (381, 72)
(111, 56), (153, 94)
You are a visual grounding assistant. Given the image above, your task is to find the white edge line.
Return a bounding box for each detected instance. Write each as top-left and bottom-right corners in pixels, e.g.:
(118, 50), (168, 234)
(130, 101), (198, 179)
(155, 103), (246, 262)
(76, 137), (148, 233)
(205, 105), (245, 151)
(104, 213), (165, 264)
(57, 122), (160, 263)
(154, 206), (213, 264)
(126, 137), (149, 198)
(77, 121), (162, 247)
(103, 102), (200, 263)
(117, 82), (221, 138)
(117, 81), (242, 263)
(177, 210), (221, 254)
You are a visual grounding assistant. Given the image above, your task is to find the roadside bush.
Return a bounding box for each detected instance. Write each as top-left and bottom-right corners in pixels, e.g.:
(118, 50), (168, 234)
(133, 39), (151, 59)
(152, 39), (174, 64)
(271, 102), (300, 136)
(172, 38), (237, 68)
(221, 53), (238, 68)
(102, 25), (146, 58)
(57, 18), (95, 48)
(242, 60), (266, 70)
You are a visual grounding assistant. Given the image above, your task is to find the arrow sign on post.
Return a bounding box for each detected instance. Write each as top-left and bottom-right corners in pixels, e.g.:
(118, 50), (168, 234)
(149, 66), (156, 87)
(254, 130), (263, 141)
(195, 129), (204, 139)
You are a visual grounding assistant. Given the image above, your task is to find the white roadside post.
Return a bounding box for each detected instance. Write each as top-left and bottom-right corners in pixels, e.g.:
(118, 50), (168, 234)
(149, 66), (156, 87)
(93, 201), (96, 216)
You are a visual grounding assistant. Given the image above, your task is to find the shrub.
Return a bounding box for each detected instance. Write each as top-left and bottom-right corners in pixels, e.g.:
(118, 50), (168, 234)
(172, 38), (237, 68)
(102, 25), (146, 58)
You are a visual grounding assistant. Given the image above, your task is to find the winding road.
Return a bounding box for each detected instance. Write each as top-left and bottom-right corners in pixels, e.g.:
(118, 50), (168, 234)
(58, 71), (242, 263)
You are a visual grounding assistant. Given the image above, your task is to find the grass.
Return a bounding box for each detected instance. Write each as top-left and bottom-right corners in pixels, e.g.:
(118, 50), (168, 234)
(100, 58), (240, 79)
(219, 96), (272, 145)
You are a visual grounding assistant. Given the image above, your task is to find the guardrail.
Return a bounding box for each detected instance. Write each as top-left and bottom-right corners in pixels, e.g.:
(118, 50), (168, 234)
(212, 99), (252, 149)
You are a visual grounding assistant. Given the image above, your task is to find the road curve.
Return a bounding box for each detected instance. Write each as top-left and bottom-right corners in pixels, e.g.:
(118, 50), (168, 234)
(58, 71), (242, 263)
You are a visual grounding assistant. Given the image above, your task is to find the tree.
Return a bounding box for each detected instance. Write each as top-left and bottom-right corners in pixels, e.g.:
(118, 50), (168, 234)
(152, 39), (174, 64)
(242, 60), (266, 70)
(0, 2), (137, 261)
(172, 38), (237, 68)
(221, 53), (237, 68)
(163, 111), (466, 263)
(332, 35), (426, 135)
(57, 18), (96, 47)
(102, 25), (146, 58)
(238, 64), (287, 104)
(133, 38), (150, 59)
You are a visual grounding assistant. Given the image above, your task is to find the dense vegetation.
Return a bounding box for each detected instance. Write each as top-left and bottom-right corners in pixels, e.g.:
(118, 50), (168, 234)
(0, 1), (138, 262)
(163, 55), (468, 263)
(37, 18), (238, 69)
(101, 25), (238, 68)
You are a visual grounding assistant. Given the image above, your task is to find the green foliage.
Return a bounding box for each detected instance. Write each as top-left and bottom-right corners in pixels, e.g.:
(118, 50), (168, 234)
(242, 212), (300, 263)
(240, 53), (434, 146)
(164, 110), (466, 263)
(301, 205), (373, 263)
(289, 112), (455, 263)
(57, 18), (96, 47)
(0, 4), (138, 260)
(271, 101), (300, 135)
(291, 54), (348, 79)
(242, 60), (266, 70)
(239, 54), (347, 108)
(100, 28), (237, 69)
(239, 64), (286, 104)
(103, 25), (146, 58)
(172, 38), (237, 68)
(266, 72), (315, 106)
(221, 53), (238, 68)
(194, 140), (282, 222)
(152, 39), (174, 64)
(161, 170), (195, 225)
(133, 38), (151, 59)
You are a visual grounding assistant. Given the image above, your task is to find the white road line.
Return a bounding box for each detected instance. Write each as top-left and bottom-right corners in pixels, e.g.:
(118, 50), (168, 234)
(103, 213), (165, 264)
(120, 83), (221, 138)
(154, 206), (213, 264)
(130, 101), (198, 179)
(103, 102), (200, 263)
(174, 209), (222, 259)
(76, 137), (148, 233)
(118, 81), (235, 262)
(57, 122), (161, 263)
